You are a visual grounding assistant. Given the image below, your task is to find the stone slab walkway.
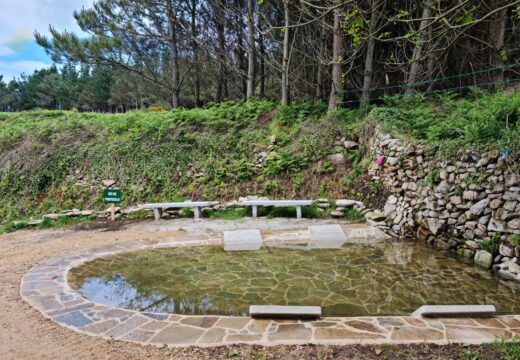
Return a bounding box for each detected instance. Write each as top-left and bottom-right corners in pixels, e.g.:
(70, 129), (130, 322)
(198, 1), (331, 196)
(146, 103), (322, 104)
(20, 220), (520, 347)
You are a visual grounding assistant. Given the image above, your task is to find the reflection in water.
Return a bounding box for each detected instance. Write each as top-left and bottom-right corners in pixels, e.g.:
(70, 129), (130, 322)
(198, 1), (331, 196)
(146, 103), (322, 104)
(69, 242), (520, 317)
(384, 243), (414, 265)
(81, 275), (175, 313)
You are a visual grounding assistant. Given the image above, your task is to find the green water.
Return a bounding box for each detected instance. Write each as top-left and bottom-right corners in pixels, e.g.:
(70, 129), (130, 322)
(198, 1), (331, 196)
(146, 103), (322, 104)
(68, 242), (520, 317)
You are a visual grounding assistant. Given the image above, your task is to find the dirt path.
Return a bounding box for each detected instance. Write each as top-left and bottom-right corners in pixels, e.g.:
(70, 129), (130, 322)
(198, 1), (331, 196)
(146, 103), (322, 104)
(0, 220), (504, 359)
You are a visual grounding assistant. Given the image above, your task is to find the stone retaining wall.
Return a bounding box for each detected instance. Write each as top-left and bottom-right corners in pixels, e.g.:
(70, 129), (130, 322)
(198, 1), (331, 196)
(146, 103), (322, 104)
(367, 125), (520, 282)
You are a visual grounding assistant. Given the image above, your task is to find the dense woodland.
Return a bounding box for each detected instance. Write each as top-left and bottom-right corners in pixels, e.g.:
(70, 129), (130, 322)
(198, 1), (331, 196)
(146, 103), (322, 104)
(1, 0), (520, 112)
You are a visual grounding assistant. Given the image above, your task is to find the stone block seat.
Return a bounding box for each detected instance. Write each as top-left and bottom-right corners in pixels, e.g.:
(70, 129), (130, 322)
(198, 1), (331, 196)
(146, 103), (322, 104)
(250, 305), (321, 319)
(412, 305), (496, 318)
(142, 201), (212, 220)
(240, 200), (313, 219)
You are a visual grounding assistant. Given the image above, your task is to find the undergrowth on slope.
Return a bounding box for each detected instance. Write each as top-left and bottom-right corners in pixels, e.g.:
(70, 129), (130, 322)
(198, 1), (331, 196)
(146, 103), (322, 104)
(372, 89), (520, 156)
(0, 90), (518, 223)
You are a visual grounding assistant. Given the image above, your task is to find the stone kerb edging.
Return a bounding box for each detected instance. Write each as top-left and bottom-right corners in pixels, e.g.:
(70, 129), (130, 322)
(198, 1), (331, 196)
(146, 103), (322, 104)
(20, 226), (520, 347)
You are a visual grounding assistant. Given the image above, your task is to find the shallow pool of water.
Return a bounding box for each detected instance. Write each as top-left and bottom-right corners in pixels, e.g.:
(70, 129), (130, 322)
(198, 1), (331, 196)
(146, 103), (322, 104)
(68, 242), (520, 317)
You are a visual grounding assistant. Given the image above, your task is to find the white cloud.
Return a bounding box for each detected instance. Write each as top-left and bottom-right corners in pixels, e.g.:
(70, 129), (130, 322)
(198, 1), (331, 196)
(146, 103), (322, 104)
(0, 0), (95, 44)
(0, 45), (15, 57)
(0, 0), (95, 81)
(0, 60), (50, 81)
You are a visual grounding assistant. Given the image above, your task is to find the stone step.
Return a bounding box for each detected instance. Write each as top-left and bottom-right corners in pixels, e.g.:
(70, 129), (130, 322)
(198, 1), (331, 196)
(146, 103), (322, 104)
(249, 305), (321, 319)
(412, 305), (496, 318)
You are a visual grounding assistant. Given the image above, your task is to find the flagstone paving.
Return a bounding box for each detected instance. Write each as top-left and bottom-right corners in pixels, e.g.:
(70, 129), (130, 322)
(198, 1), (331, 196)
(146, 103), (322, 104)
(20, 223), (520, 347)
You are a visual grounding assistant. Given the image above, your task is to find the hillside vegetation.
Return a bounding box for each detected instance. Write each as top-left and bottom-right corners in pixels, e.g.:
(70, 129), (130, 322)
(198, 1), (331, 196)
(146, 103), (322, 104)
(0, 91), (519, 224)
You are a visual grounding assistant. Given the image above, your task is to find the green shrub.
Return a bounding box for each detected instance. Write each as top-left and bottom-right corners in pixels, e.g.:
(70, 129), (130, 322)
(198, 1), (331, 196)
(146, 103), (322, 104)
(209, 208), (248, 220)
(302, 202), (324, 219)
(482, 233), (501, 254)
(345, 208), (364, 222)
(373, 90), (520, 156)
(491, 336), (520, 360)
(0, 221), (28, 234)
(262, 150), (305, 176)
(274, 100), (327, 126)
(344, 165), (361, 188)
(367, 181), (382, 194)
(37, 218), (54, 229)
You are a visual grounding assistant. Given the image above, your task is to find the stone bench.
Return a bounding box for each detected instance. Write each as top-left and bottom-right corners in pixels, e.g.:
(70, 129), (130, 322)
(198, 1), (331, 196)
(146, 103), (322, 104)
(142, 202), (212, 220)
(412, 305), (496, 318)
(249, 305), (321, 319)
(240, 200), (313, 219)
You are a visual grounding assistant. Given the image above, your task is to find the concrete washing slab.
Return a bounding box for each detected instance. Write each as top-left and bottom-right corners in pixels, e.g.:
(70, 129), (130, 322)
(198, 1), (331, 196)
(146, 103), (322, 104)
(308, 224), (347, 248)
(19, 219), (520, 347)
(223, 229), (263, 251)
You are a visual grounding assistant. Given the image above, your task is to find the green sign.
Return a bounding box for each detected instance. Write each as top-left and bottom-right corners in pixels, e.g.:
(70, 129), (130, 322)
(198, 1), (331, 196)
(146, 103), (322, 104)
(103, 189), (122, 204)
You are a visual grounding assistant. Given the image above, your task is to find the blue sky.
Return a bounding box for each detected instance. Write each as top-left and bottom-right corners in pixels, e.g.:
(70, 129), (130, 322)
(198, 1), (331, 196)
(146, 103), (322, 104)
(0, 0), (94, 81)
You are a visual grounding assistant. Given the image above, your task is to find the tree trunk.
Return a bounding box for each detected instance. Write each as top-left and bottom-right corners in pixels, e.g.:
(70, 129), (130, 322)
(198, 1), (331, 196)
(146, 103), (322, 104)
(361, 0), (379, 106)
(167, 0), (180, 108)
(426, 23), (435, 91)
(258, 9), (266, 98)
(315, 27), (324, 104)
(490, 2), (507, 84)
(315, 59), (322, 103)
(213, 0), (227, 103)
(236, 2), (247, 98)
(246, 0), (255, 99)
(406, 0), (432, 94)
(328, 1), (343, 111)
(191, 0), (201, 106)
(281, 0), (290, 105)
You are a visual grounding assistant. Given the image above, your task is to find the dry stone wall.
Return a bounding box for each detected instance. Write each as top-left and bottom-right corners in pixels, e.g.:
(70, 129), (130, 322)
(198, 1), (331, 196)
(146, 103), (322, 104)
(367, 126), (520, 282)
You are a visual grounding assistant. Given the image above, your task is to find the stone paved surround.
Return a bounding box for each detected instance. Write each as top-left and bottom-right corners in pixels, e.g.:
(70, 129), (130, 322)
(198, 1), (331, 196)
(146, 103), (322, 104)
(20, 222), (520, 347)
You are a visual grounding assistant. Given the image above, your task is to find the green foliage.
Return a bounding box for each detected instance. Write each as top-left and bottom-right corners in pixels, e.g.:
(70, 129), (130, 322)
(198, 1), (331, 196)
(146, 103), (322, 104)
(0, 221), (28, 234)
(345, 208), (364, 222)
(227, 349), (240, 358)
(464, 348), (483, 360)
(427, 168), (441, 186)
(491, 336), (520, 360)
(37, 218), (55, 229)
(344, 164), (362, 188)
(344, 10), (365, 46)
(482, 233), (501, 254)
(265, 202), (323, 219)
(367, 181), (382, 195)
(511, 235), (520, 246)
(1, 91), (519, 223)
(302, 202), (324, 219)
(0, 100), (337, 221)
(262, 150), (305, 177)
(373, 90), (520, 156)
(209, 208), (248, 220)
(274, 100), (327, 126)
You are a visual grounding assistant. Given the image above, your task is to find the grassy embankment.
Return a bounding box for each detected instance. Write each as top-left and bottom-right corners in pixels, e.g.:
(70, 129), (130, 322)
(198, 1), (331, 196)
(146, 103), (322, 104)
(0, 90), (519, 233)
